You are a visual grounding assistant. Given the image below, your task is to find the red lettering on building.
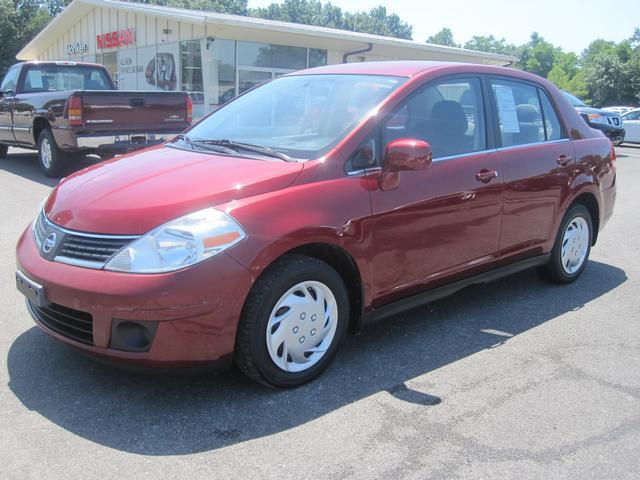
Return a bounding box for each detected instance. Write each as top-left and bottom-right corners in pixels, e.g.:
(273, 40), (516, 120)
(96, 28), (135, 49)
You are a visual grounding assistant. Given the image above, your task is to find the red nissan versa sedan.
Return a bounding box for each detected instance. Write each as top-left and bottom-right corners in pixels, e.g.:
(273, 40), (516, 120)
(15, 62), (616, 387)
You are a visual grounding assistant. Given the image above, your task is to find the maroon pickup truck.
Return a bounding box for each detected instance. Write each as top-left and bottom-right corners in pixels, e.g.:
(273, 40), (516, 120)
(0, 61), (192, 176)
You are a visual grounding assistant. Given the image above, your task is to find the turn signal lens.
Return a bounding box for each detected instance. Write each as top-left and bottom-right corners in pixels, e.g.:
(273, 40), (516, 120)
(67, 94), (83, 126)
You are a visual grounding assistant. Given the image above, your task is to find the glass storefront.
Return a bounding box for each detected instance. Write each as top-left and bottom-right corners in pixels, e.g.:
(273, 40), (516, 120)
(94, 37), (326, 117)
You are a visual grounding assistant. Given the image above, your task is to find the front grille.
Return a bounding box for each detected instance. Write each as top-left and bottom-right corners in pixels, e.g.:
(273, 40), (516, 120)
(59, 235), (131, 263)
(33, 211), (46, 247)
(28, 300), (94, 345)
(34, 210), (138, 269)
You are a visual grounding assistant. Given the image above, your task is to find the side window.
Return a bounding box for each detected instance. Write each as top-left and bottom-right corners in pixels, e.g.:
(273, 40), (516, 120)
(625, 111), (640, 121)
(384, 77), (486, 158)
(491, 79), (545, 147)
(1, 67), (19, 93)
(539, 90), (564, 140)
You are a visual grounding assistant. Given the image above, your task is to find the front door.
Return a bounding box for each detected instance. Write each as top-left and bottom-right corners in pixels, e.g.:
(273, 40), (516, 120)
(0, 65), (20, 144)
(368, 76), (503, 305)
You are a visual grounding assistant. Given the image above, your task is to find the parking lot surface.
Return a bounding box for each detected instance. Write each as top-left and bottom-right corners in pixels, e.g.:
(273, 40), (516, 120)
(1, 146), (639, 479)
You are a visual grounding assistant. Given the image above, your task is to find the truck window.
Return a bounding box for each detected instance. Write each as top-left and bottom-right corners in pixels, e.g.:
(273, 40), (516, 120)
(21, 65), (112, 93)
(1, 66), (20, 94)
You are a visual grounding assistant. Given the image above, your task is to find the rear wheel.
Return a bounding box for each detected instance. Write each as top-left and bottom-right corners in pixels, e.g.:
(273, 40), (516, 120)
(235, 254), (349, 388)
(538, 204), (593, 284)
(37, 128), (67, 177)
(0, 144), (8, 159)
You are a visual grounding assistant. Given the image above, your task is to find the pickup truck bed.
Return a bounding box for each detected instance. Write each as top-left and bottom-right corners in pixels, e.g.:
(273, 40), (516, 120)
(0, 61), (192, 176)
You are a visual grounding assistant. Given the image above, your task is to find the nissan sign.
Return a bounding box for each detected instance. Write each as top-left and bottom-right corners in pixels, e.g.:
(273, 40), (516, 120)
(96, 28), (135, 49)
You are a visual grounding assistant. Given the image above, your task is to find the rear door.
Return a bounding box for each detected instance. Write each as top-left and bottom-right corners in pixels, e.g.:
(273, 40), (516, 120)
(488, 77), (573, 257)
(81, 91), (188, 132)
(367, 76), (503, 305)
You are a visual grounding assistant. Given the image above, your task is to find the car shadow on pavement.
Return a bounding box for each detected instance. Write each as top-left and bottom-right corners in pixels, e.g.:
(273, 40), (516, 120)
(6, 260), (626, 455)
(0, 150), (98, 187)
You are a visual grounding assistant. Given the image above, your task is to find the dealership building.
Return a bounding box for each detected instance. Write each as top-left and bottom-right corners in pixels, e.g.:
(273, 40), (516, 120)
(17, 0), (513, 117)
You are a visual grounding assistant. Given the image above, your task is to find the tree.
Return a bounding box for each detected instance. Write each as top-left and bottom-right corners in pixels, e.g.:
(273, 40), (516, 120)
(252, 1), (412, 39)
(582, 38), (640, 106)
(426, 27), (459, 47)
(0, 1), (52, 75)
(518, 32), (559, 78)
(464, 35), (518, 56)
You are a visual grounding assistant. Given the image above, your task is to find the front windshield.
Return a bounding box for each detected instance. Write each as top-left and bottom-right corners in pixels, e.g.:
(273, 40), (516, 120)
(563, 91), (587, 107)
(186, 74), (407, 159)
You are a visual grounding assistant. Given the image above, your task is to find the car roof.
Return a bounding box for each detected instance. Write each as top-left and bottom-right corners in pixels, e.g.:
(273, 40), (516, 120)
(292, 61), (557, 88)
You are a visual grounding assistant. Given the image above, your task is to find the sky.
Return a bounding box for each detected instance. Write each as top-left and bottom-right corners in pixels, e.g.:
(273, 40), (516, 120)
(249, 0), (639, 53)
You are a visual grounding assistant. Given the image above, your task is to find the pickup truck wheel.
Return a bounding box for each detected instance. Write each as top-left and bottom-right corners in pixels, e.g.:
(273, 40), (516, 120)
(37, 129), (67, 177)
(235, 254), (349, 388)
(538, 204), (592, 284)
(0, 144), (8, 159)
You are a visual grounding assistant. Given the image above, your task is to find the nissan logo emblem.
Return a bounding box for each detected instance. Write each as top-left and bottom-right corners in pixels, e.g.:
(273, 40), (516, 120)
(43, 232), (57, 254)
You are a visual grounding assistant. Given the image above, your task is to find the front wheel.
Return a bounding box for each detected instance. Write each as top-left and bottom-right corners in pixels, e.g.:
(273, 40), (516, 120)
(235, 254), (349, 388)
(538, 204), (593, 284)
(37, 128), (68, 177)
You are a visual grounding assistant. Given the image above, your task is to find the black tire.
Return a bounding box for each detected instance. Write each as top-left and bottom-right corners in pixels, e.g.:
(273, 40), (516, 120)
(235, 254), (349, 388)
(0, 144), (8, 159)
(538, 204), (593, 284)
(37, 128), (68, 177)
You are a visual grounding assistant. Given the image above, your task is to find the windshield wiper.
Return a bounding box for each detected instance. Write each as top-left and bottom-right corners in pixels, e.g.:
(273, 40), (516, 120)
(189, 139), (295, 162)
(173, 134), (236, 155)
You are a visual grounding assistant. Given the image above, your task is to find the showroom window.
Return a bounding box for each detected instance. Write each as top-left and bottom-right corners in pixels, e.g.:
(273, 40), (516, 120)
(181, 39), (203, 93)
(238, 42), (308, 70)
(309, 48), (328, 68)
(97, 52), (118, 87)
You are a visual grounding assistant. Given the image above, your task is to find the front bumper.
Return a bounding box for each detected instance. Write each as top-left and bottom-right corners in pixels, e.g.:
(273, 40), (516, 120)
(589, 123), (625, 145)
(16, 225), (254, 369)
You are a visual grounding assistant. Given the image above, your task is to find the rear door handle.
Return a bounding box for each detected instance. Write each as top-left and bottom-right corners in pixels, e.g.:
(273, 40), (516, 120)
(476, 169), (498, 183)
(557, 154), (573, 166)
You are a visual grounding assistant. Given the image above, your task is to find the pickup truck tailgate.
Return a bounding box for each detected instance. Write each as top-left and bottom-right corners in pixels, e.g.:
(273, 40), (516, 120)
(80, 91), (189, 131)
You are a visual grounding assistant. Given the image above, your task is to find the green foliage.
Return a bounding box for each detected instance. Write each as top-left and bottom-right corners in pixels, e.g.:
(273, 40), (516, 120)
(582, 39), (640, 106)
(464, 35), (519, 56)
(251, 1), (412, 39)
(0, 1), (52, 74)
(426, 28), (459, 47)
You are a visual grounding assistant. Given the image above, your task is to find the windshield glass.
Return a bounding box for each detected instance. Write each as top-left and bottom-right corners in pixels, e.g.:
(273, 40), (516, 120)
(563, 91), (587, 107)
(186, 74), (406, 159)
(21, 64), (112, 93)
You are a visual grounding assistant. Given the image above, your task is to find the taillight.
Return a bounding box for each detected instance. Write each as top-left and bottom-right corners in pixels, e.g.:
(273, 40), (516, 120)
(610, 145), (616, 162)
(67, 94), (83, 126)
(186, 95), (193, 124)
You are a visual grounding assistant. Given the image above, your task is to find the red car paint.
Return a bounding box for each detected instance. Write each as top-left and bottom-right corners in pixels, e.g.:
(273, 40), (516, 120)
(16, 62), (616, 369)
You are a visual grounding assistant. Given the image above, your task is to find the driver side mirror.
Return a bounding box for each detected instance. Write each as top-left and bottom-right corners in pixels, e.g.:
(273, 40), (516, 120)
(379, 138), (432, 190)
(383, 138), (432, 172)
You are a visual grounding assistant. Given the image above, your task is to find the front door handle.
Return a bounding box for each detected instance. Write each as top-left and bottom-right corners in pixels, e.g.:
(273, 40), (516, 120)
(557, 154), (573, 166)
(476, 169), (498, 183)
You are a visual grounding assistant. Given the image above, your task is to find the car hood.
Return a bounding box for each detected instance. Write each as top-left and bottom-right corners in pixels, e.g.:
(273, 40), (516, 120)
(44, 144), (304, 234)
(575, 106), (620, 117)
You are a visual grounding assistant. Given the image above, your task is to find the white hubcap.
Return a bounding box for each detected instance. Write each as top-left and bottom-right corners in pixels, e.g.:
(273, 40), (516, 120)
(40, 138), (52, 169)
(266, 281), (338, 373)
(561, 216), (589, 274)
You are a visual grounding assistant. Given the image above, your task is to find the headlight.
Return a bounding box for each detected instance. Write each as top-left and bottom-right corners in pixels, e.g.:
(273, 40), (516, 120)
(105, 208), (246, 273)
(587, 113), (607, 125)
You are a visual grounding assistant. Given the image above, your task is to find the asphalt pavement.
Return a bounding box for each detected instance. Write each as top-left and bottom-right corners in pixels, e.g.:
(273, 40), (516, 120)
(1, 145), (639, 479)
